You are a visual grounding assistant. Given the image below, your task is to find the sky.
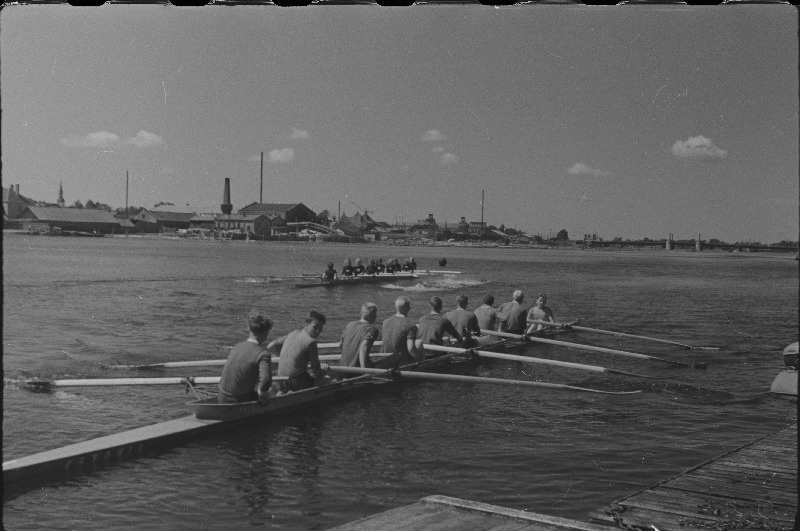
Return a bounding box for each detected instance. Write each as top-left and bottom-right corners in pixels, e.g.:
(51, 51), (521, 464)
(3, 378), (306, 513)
(2, 5), (798, 243)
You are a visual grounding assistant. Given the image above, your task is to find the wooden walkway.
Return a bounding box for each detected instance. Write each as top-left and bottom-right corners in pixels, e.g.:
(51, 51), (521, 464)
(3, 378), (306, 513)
(591, 423), (797, 530)
(329, 424), (797, 531)
(329, 495), (613, 531)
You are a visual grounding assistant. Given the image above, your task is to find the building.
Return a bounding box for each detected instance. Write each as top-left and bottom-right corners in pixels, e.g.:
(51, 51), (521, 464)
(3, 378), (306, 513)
(18, 206), (129, 234)
(130, 210), (195, 233)
(238, 203), (316, 223)
(190, 213), (216, 230)
(3, 184), (36, 220)
(214, 213), (273, 236)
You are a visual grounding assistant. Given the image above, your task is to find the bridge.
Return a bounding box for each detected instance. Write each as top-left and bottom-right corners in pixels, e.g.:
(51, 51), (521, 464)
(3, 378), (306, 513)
(578, 239), (797, 253)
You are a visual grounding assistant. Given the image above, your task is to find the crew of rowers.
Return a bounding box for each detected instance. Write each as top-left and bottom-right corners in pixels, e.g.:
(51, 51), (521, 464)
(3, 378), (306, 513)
(322, 257), (417, 280)
(218, 290), (559, 405)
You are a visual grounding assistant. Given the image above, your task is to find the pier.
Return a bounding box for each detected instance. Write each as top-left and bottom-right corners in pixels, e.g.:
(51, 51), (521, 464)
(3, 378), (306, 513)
(591, 423), (797, 530)
(329, 424), (797, 531)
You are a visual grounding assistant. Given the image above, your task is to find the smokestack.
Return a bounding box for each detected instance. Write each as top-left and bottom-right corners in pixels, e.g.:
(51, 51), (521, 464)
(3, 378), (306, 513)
(15, 184), (20, 194)
(221, 178), (233, 215)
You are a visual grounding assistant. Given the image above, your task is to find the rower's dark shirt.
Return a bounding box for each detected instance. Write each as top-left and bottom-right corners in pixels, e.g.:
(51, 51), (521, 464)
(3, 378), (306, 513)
(323, 268), (337, 280)
(417, 313), (461, 345)
(353, 264), (365, 276)
(376, 264), (385, 273)
(342, 265), (355, 277)
(498, 301), (528, 334)
(365, 265), (377, 275)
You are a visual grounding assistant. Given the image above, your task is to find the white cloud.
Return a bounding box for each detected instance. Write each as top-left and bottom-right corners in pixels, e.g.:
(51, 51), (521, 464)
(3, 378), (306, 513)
(431, 146), (444, 153)
(124, 130), (164, 148)
(567, 162), (612, 177)
(59, 130), (164, 148)
(671, 135), (727, 160)
(291, 128), (309, 139)
(269, 148), (295, 163)
(440, 153), (459, 165)
(423, 129), (447, 142)
(60, 131), (120, 148)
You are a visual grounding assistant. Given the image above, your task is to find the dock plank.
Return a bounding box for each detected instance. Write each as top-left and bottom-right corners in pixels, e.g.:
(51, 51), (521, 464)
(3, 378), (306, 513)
(592, 424), (798, 531)
(329, 496), (612, 531)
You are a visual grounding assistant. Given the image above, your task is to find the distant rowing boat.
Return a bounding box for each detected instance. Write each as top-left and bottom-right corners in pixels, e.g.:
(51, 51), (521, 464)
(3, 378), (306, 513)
(295, 273), (419, 288)
(295, 269), (460, 288)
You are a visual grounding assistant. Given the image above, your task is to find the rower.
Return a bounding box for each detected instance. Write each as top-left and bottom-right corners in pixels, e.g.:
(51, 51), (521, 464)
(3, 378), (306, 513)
(341, 259), (355, 278)
(268, 311), (328, 393)
(408, 256), (417, 271)
(218, 309), (273, 404)
(365, 259), (378, 276)
(474, 294), (498, 332)
(353, 258), (365, 277)
(443, 293), (481, 347)
(497, 290), (528, 334)
(322, 262), (338, 281)
(381, 296), (422, 368)
(415, 296), (464, 349)
(339, 302), (380, 371)
(376, 258), (386, 274)
(525, 294), (556, 334)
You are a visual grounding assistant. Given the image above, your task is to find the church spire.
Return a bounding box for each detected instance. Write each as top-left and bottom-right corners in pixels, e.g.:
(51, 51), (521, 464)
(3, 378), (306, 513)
(58, 182), (65, 207)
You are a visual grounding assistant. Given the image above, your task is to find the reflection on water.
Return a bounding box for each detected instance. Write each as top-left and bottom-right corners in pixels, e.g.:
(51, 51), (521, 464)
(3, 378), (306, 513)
(2, 236), (797, 529)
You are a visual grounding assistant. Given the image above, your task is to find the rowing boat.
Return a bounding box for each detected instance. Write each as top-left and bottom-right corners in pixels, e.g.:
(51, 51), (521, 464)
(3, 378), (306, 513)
(3, 348), (480, 486)
(295, 269), (462, 288)
(188, 348), (475, 420)
(295, 272), (419, 288)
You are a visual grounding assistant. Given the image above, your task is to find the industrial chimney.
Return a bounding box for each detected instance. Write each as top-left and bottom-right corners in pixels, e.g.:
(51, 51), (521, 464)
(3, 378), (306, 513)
(221, 178), (233, 215)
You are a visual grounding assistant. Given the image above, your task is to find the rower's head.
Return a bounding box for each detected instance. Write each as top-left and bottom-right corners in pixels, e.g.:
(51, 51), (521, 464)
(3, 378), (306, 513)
(482, 294), (495, 306)
(369, 259), (376, 266)
(512, 290), (524, 303)
(326, 262), (334, 269)
(429, 296), (443, 313)
(456, 293), (469, 309)
(248, 309), (273, 343)
(355, 258), (362, 265)
(537, 294), (547, 305)
(344, 259), (352, 266)
(377, 258), (383, 264)
(395, 296), (411, 315)
(360, 302), (378, 324)
(304, 310), (326, 338)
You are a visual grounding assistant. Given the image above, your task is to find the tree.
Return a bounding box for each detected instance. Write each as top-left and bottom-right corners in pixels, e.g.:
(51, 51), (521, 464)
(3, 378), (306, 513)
(72, 200), (84, 209)
(315, 209), (331, 226)
(556, 229), (569, 241)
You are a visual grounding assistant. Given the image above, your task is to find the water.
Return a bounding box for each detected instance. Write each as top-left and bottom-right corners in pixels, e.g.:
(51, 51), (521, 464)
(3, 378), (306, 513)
(3, 235), (797, 530)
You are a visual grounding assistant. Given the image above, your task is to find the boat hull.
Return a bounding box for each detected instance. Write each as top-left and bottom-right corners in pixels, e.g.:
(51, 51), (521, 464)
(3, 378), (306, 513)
(295, 273), (418, 288)
(770, 369), (798, 396)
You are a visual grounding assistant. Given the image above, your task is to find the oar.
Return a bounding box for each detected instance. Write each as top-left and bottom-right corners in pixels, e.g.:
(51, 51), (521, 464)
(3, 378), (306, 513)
(216, 341), (382, 351)
(9, 375), (285, 392)
(102, 352), (394, 370)
(529, 320), (719, 350)
(481, 330), (706, 369)
(423, 344), (670, 379)
(322, 365), (640, 395)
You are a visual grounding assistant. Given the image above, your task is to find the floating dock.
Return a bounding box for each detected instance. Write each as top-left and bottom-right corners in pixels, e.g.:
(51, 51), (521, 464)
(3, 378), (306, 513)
(591, 423), (797, 530)
(329, 495), (612, 531)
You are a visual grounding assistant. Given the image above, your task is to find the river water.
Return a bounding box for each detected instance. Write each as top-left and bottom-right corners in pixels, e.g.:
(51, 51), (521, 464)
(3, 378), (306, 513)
(3, 235), (797, 530)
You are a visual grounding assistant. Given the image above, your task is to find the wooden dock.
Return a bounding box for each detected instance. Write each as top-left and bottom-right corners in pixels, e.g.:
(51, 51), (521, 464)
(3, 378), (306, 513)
(329, 495), (613, 531)
(591, 423), (797, 530)
(329, 424), (797, 531)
